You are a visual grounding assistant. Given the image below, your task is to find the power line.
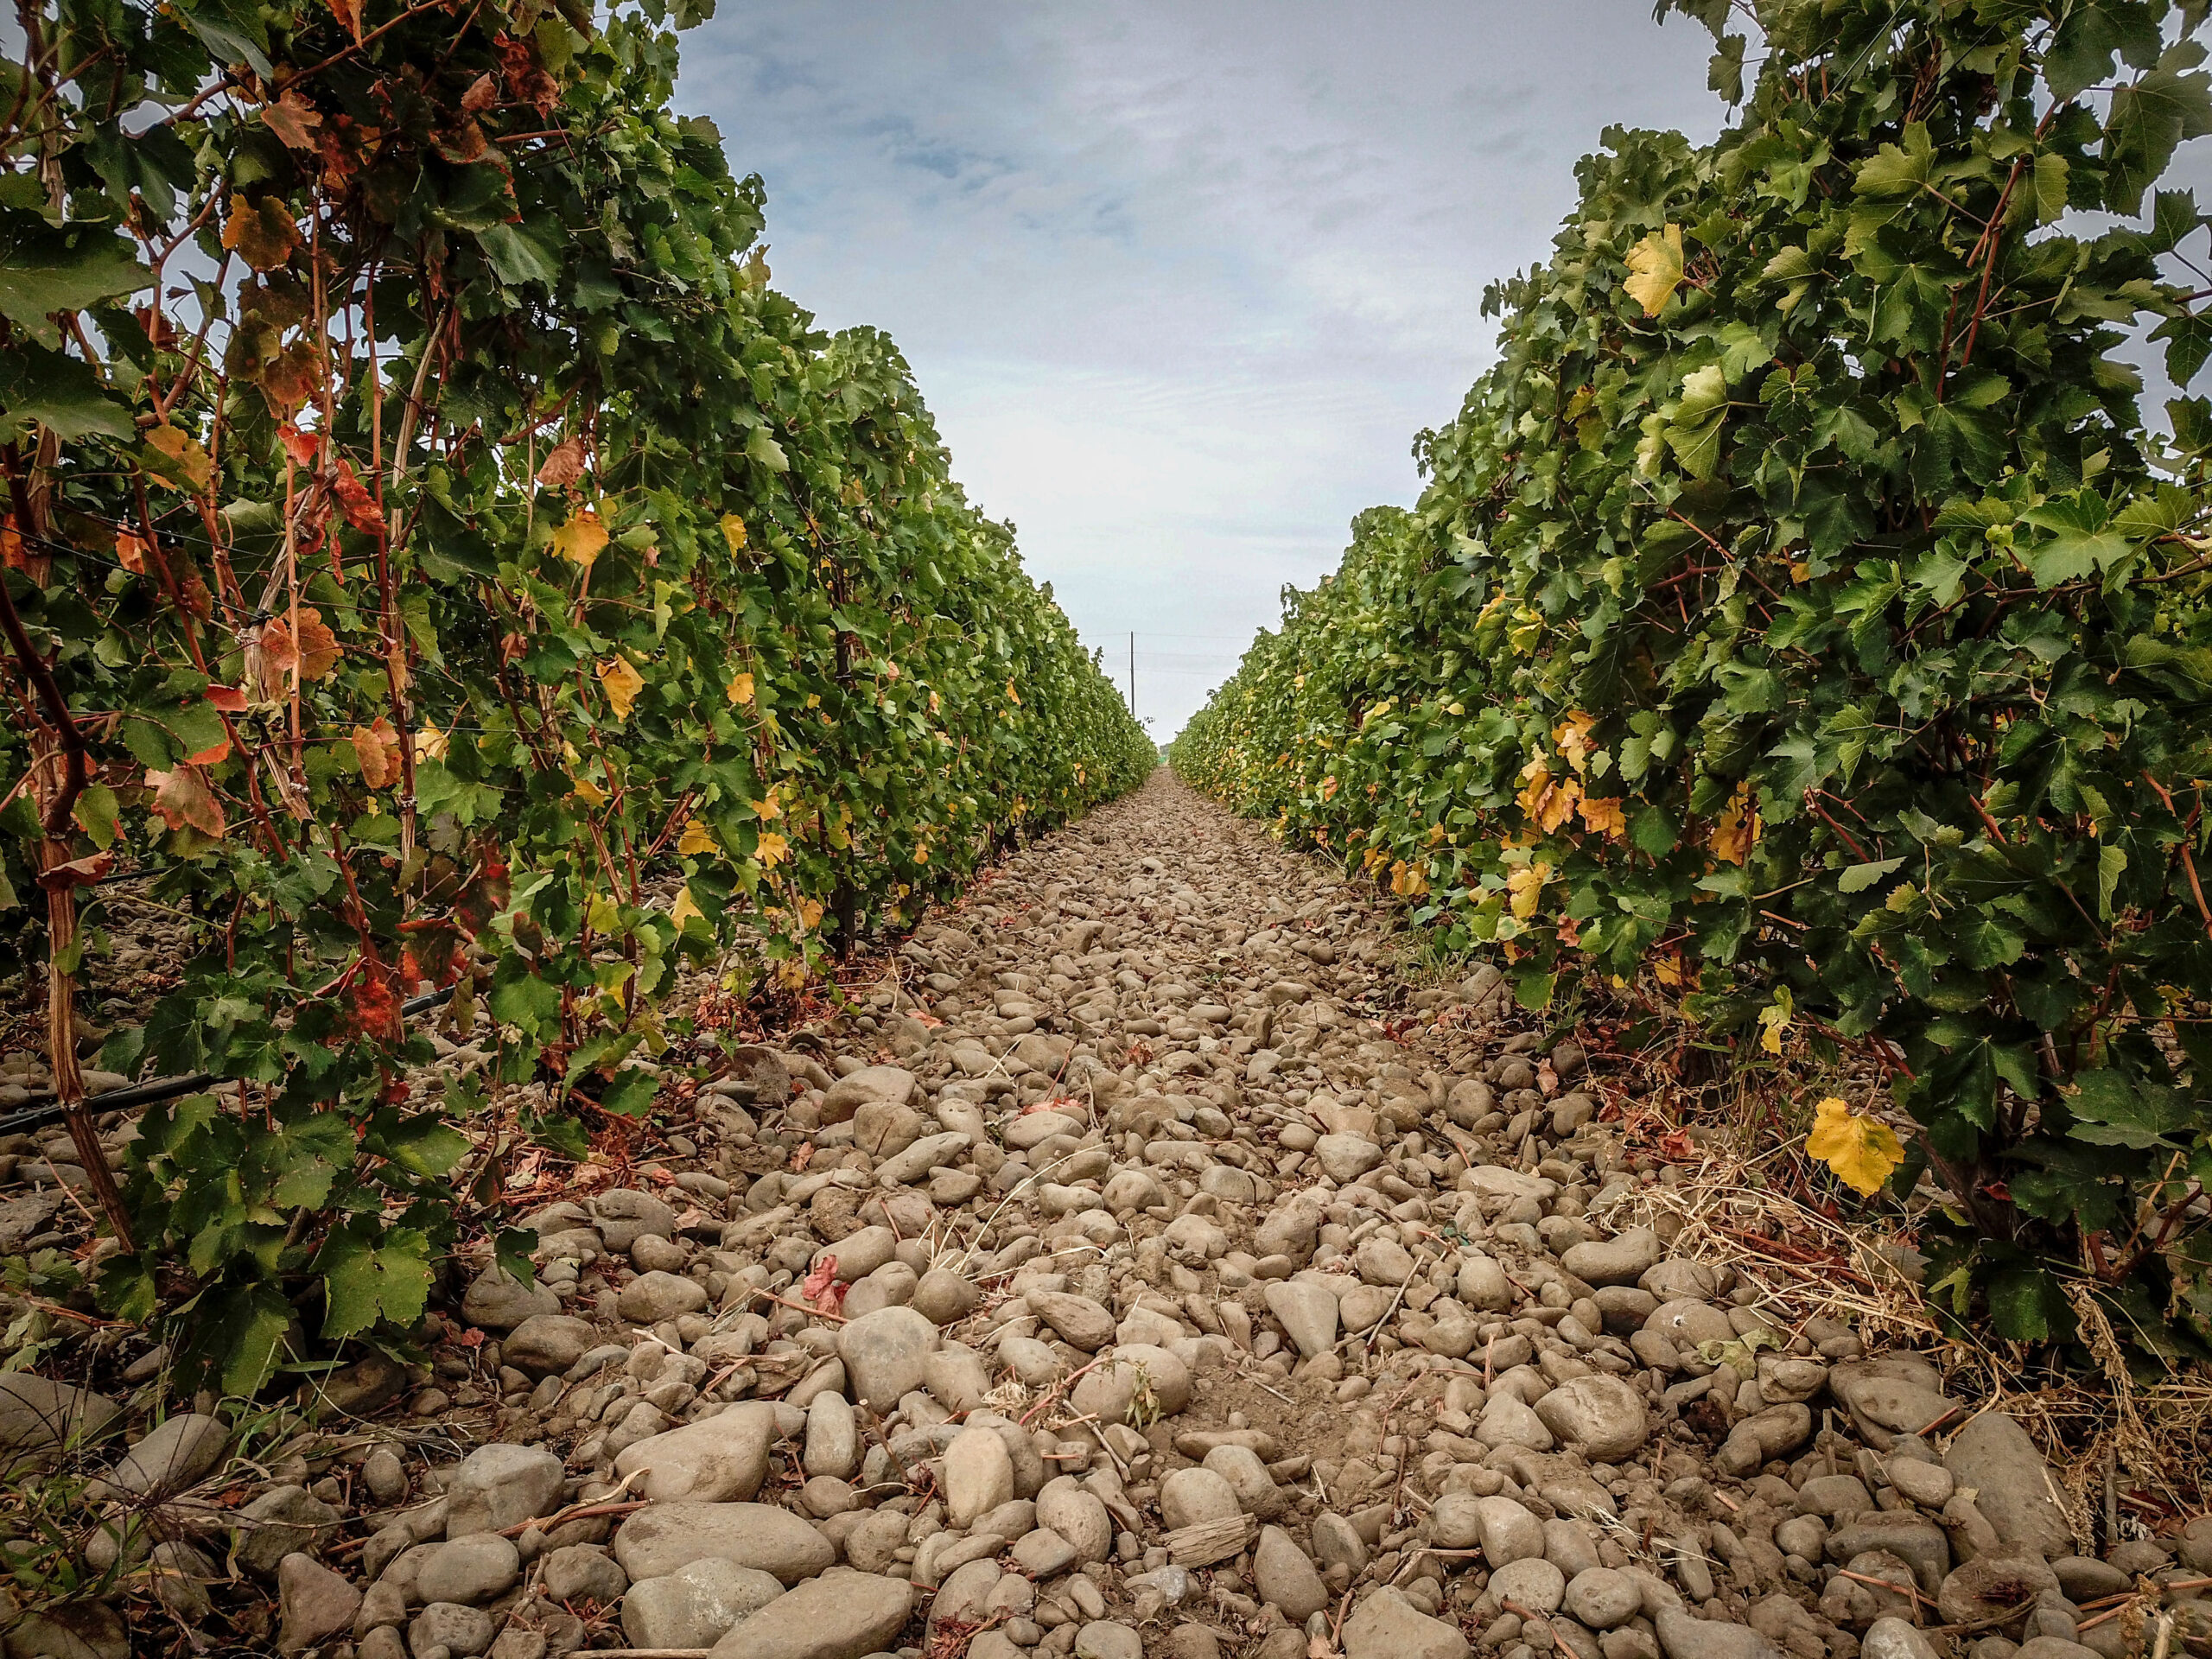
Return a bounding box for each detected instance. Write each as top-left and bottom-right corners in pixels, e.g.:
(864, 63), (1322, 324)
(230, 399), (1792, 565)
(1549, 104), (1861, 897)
(1123, 631), (1258, 642)
(1085, 630), (1257, 645)
(1130, 650), (1247, 669)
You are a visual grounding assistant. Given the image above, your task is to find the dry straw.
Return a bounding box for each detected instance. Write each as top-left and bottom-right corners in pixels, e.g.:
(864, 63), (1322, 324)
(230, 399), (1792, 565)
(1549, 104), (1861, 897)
(1591, 1079), (2212, 1525)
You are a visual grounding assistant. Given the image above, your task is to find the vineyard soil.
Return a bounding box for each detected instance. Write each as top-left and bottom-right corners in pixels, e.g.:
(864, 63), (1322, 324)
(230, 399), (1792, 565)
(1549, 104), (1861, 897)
(11, 771), (2197, 1659)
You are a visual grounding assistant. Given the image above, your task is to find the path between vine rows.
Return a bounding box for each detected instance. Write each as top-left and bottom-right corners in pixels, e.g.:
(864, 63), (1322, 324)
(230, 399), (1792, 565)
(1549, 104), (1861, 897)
(18, 770), (2206, 1659)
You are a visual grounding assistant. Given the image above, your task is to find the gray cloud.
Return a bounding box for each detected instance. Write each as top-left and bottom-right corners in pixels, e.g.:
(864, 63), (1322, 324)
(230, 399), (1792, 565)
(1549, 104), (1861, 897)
(674, 2), (1730, 735)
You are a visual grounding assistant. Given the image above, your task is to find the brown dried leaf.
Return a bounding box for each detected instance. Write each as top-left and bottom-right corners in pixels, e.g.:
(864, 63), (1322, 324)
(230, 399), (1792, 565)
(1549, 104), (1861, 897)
(331, 458), (384, 537)
(536, 435), (588, 490)
(144, 764), (226, 838)
(258, 341), (319, 416)
(37, 851), (114, 891)
(495, 34), (560, 114)
(435, 119), (488, 165)
(261, 606), (341, 682)
(400, 918), (465, 989)
(352, 717), (402, 788)
(344, 962), (403, 1042)
(220, 193), (300, 272)
(261, 91), (323, 151)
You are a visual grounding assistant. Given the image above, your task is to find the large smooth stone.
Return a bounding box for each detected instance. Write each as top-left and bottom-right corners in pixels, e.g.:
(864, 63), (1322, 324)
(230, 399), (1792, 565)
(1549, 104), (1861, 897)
(613, 1403), (779, 1503)
(707, 1569), (914, 1659)
(612, 1503), (835, 1585)
(1344, 1586), (1471, 1659)
(622, 1558), (785, 1649)
(1942, 1412), (2075, 1561)
(836, 1306), (940, 1408)
(0, 1375), (120, 1467)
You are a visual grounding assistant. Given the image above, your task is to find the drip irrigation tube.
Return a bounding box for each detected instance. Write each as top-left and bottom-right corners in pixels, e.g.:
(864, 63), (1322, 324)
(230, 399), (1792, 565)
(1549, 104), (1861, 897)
(0, 987), (454, 1141)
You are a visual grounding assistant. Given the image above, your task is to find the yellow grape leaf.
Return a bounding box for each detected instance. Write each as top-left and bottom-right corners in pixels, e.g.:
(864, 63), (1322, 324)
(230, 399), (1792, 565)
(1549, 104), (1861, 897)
(671, 886), (703, 928)
(1624, 224), (1686, 317)
(1518, 758), (1581, 833)
(571, 776), (607, 807)
(1579, 796), (1626, 838)
(757, 830), (790, 867)
(598, 655), (644, 719)
(552, 508), (609, 567)
(1006, 678), (1020, 706)
(1554, 710), (1598, 774)
(727, 671), (755, 706)
(415, 724), (448, 763)
(677, 817), (717, 855)
(754, 788), (782, 821)
(1806, 1096), (1904, 1197)
(1710, 783), (1760, 865)
(720, 512), (748, 556)
(1758, 1001), (1791, 1055)
(1506, 861), (1551, 920)
(143, 424), (213, 492)
(1540, 779), (1581, 833)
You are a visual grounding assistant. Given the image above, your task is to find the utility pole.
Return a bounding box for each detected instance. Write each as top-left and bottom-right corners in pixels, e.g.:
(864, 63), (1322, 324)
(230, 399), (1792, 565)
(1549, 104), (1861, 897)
(1128, 632), (1136, 718)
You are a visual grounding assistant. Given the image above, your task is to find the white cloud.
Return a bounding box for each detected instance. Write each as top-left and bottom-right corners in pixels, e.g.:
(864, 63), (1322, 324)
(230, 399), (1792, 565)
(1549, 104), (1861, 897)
(674, 1), (1731, 736)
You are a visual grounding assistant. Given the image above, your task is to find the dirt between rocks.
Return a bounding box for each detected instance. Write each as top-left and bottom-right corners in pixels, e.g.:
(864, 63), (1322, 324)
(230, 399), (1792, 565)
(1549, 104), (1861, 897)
(16, 769), (2212, 1659)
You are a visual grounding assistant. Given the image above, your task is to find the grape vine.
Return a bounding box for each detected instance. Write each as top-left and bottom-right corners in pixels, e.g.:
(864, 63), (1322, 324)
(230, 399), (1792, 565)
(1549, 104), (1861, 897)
(0, 0), (1152, 1387)
(1178, 0), (2212, 1357)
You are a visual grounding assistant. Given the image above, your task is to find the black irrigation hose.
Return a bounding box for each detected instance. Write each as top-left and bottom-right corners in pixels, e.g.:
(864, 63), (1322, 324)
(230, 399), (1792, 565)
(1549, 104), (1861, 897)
(0, 987), (453, 1141)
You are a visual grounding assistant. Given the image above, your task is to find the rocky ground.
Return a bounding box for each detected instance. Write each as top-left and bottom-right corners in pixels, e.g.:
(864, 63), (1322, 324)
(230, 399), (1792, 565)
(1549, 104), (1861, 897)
(6, 770), (2211, 1659)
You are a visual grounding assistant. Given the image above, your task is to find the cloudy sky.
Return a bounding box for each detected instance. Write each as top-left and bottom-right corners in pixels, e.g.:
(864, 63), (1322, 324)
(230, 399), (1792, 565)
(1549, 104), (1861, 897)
(672, 4), (1733, 739)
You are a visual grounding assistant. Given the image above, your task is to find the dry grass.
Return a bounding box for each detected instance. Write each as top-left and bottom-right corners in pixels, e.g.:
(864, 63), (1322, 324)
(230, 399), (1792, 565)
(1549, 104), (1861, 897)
(1580, 1028), (2212, 1535)
(1592, 1140), (1942, 1349)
